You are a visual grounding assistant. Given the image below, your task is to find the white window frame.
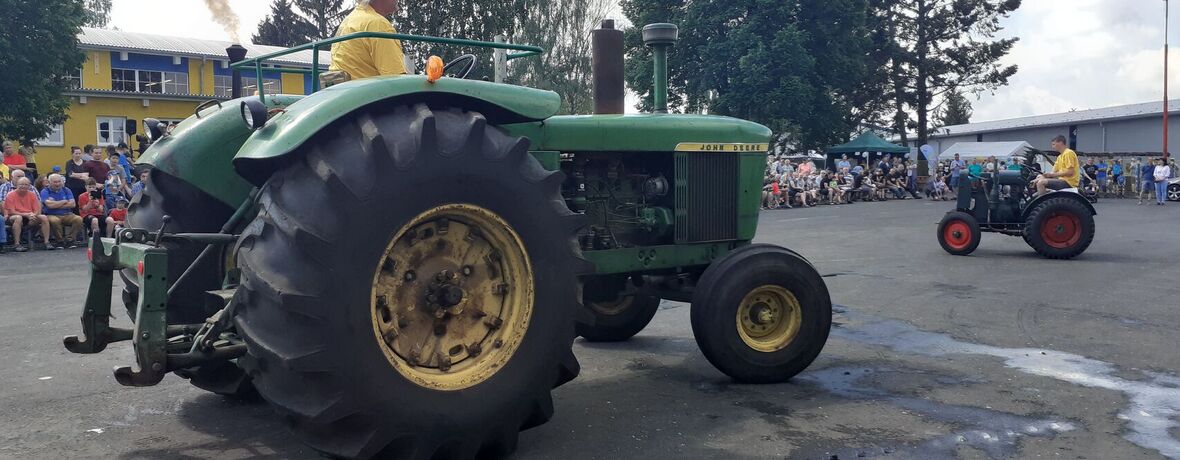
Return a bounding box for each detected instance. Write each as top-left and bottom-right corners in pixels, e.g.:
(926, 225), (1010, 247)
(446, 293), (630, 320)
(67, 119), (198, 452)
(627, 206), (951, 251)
(96, 116), (127, 146)
(162, 71), (189, 94)
(35, 124), (65, 147)
(137, 69), (164, 93)
(112, 68), (137, 92)
(64, 68), (82, 90)
(214, 75), (232, 98)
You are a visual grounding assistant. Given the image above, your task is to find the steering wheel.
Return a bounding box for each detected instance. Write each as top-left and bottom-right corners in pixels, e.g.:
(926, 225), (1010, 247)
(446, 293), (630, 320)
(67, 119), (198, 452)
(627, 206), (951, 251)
(443, 54), (478, 79)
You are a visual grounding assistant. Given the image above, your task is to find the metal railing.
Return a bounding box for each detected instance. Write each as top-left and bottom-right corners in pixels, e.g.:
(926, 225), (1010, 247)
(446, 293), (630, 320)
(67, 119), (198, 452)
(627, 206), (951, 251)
(229, 32), (544, 102)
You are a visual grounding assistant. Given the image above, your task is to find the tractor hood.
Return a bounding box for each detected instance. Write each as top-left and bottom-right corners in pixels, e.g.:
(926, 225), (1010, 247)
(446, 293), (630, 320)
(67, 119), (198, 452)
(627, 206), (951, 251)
(233, 75), (562, 186)
(502, 114), (773, 152)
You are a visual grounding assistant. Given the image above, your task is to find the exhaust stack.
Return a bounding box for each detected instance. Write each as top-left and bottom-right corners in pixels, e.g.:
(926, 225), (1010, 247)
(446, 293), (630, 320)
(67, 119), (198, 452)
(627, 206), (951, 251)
(226, 44), (248, 98)
(642, 23), (678, 114)
(592, 19), (625, 115)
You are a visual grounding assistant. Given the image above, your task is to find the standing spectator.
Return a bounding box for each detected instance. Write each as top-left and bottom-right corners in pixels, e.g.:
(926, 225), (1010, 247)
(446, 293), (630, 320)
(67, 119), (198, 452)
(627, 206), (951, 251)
(3, 141), (30, 173)
(81, 153), (111, 185)
(40, 173), (82, 249)
(82, 144), (96, 161)
(1138, 159), (1156, 205)
(1095, 158), (1109, 194)
(985, 156), (997, 174)
(1082, 158), (1098, 188)
(78, 178), (105, 237)
(116, 142), (135, 165)
(950, 154), (965, 190)
(1170, 158), (1178, 178)
(20, 145), (39, 177)
(106, 198), (128, 237)
(108, 145), (132, 183)
(64, 146), (88, 201)
(1111, 159), (1124, 196)
(1153, 158), (1171, 205)
(131, 169), (149, 197)
(836, 154), (851, 171)
(0, 172), (7, 253)
(3, 177), (51, 252)
(968, 159), (983, 177)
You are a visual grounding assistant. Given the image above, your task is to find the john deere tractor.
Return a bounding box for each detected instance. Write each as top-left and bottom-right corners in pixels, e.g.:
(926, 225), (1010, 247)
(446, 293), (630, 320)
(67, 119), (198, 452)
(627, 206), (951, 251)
(64, 22), (831, 458)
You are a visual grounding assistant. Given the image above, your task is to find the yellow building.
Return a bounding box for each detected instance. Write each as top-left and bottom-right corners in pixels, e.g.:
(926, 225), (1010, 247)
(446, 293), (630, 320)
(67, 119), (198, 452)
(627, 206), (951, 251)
(33, 27), (328, 169)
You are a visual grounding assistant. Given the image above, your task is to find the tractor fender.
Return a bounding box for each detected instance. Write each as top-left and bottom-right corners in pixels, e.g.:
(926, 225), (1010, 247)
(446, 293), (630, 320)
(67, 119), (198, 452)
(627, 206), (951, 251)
(139, 94), (304, 207)
(1021, 191), (1097, 221)
(232, 75), (561, 186)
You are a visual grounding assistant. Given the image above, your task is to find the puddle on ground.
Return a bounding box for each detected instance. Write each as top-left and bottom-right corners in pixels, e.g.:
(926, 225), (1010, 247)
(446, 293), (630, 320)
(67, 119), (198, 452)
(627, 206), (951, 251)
(831, 305), (1180, 459)
(799, 366), (1074, 458)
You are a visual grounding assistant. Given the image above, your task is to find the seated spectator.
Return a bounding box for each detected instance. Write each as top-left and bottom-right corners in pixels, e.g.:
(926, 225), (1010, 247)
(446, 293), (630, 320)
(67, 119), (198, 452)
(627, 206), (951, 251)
(40, 173), (82, 249)
(0, 169), (20, 199)
(78, 178), (106, 237)
(106, 198), (128, 238)
(3, 177), (51, 252)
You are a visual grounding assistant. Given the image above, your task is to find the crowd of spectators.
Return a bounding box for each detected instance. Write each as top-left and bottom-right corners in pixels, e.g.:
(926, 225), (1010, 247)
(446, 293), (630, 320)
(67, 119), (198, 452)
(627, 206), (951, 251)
(2, 142), (138, 254)
(762, 154), (921, 209)
(764, 151), (1179, 210)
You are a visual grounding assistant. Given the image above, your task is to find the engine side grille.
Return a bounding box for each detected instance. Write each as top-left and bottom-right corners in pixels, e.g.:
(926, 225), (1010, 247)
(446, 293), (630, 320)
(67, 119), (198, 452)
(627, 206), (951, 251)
(675, 153), (738, 243)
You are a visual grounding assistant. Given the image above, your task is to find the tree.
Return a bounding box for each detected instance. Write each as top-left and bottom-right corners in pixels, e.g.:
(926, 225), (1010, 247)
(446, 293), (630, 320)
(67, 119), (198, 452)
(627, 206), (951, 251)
(253, 0), (317, 47)
(0, 0), (87, 144)
(294, 0), (347, 40)
(935, 89), (972, 128)
(621, 0), (880, 151)
(508, 0), (617, 114)
(883, 0), (1019, 150)
(394, 0), (522, 81)
(84, 0), (112, 28)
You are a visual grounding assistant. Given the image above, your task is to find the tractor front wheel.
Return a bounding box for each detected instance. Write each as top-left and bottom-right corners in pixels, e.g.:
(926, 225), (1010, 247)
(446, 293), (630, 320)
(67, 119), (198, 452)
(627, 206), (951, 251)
(234, 104), (584, 459)
(1023, 196), (1095, 259)
(690, 244), (831, 383)
(937, 211), (981, 256)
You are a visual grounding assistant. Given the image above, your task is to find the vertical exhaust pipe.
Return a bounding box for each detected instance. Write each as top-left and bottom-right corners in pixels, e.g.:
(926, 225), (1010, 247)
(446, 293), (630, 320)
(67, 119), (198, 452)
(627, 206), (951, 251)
(642, 23), (678, 114)
(592, 19), (625, 115)
(226, 44), (248, 98)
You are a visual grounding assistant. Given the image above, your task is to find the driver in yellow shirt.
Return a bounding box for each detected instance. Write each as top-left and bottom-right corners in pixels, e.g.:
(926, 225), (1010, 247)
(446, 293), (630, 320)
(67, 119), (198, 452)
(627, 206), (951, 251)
(325, 0), (407, 84)
(1033, 135), (1080, 197)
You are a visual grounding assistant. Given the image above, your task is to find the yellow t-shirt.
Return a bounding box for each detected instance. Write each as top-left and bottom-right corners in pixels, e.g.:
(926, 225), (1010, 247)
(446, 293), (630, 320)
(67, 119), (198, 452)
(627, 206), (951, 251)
(329, 5), (407, 79)
(1053, 148), (1080, 187)
(0, 163), (9, 181)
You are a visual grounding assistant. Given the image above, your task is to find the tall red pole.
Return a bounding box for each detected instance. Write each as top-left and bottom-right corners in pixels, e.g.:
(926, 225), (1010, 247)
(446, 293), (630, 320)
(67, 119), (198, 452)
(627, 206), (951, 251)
(1166, 0), (1170, 160)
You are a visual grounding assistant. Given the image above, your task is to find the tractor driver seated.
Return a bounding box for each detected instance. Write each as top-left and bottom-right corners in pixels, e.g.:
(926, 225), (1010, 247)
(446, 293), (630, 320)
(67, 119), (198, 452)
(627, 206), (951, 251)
(323, 0), (408, 87)
(1033, 135), (1080, 197)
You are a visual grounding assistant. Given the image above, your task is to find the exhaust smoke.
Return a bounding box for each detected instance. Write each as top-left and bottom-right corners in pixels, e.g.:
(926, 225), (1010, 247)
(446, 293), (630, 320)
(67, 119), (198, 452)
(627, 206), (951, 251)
(203, 0), (241, 43)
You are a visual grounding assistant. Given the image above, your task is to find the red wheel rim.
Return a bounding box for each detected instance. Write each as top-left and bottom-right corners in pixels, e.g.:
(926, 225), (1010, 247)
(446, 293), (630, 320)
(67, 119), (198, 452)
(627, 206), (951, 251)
(1040, 211), (1081, 249)
(943, 220), (972, 250)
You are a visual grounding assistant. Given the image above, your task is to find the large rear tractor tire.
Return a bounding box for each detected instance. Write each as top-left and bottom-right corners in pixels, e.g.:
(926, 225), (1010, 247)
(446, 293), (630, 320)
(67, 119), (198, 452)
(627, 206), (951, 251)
(690, 244), (831, 383)
(937, 211), (981, 256)
(122, 169), (254, 398)
(577, 276), (660, 342)
(234, 104), (585, 459)
(1023, 196), (1095, 259)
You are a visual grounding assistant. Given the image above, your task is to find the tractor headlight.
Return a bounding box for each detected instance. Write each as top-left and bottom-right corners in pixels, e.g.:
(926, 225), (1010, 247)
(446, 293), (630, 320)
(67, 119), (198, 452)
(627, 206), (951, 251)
(241, 99), (268, 131)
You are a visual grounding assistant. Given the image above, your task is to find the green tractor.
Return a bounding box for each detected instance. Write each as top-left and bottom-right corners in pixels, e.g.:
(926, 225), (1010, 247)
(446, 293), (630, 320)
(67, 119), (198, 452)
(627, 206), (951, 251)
(64, 22), (831, 458)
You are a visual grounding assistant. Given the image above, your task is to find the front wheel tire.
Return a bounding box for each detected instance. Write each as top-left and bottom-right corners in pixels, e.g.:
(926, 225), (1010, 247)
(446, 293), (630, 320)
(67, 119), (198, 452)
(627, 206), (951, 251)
(937, 211), (981, 256)
(690, 244), (831, 383)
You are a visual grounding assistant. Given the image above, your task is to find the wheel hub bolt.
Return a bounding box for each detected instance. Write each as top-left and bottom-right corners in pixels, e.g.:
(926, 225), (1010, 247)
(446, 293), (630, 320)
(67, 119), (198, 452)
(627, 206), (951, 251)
(404, 271), (416, 282)
(485, 317), (503, 330)
(437, 352), (451, 372)
(493, 339), (504, 348)
(461, 265), (473, 276)
(468, 342), (482, 356)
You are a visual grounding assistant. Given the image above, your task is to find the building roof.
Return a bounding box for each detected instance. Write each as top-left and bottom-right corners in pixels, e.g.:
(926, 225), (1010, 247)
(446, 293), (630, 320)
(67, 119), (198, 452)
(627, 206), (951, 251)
(78, 27), (331, 68)
(827, 131), (909, 154)
(931, 99), (1180, 138)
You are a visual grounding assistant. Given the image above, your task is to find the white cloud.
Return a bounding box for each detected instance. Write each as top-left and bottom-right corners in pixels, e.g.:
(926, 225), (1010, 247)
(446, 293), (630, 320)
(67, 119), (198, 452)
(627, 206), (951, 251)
(109, 0), (270, 44)
(972, 0), (1176, 121)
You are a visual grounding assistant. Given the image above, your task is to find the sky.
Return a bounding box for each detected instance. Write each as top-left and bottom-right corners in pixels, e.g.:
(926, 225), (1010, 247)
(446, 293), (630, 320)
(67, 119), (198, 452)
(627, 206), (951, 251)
(107, 0), (1180, 124)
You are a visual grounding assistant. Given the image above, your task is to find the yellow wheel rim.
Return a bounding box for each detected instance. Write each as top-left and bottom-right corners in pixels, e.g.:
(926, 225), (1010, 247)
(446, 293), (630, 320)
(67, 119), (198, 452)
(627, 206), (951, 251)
(735, 285), (802, 353)
(370, 204), (534, 391)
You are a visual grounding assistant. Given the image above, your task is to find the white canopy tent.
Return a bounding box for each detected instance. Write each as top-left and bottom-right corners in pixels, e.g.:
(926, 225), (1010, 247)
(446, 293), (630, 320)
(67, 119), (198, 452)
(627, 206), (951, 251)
(938, 141), (1052, 170)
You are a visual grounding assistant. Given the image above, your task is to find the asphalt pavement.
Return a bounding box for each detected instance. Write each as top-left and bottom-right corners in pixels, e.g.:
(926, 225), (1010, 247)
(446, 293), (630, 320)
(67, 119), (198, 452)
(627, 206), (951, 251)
(1, 198), (1177, 460)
